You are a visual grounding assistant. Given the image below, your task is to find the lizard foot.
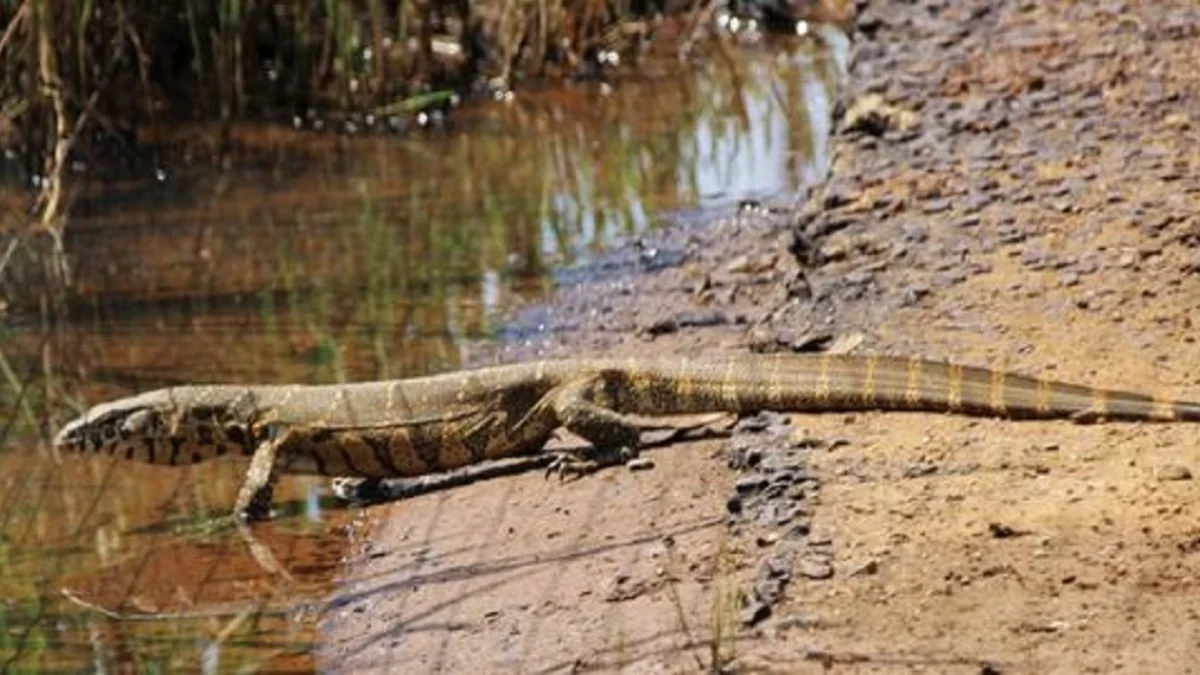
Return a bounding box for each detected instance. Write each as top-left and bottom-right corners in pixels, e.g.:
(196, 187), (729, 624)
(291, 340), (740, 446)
(545, 446), (637, 481)
(545, 453), (599, 480)
(236, 498), (274, 523)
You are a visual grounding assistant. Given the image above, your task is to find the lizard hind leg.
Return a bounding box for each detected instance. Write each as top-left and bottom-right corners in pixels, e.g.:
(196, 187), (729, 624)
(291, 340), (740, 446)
(544, 376), (643, 480)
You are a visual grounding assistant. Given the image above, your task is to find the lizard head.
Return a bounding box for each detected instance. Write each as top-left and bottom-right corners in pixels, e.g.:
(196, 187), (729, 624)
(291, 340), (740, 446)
(55, 388), (257, 464)
(54, 395), (169, 460)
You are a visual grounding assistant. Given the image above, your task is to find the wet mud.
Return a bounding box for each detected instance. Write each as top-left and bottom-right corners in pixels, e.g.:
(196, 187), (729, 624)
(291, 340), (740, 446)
(322, 0), (1200, 672)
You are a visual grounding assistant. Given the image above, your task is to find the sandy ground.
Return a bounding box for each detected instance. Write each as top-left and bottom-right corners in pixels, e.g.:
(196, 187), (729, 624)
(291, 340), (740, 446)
(320, 0), (1200, 672)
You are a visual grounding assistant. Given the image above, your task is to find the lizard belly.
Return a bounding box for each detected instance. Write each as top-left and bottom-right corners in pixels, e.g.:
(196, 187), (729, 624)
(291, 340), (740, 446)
(276, 422), (531, 478)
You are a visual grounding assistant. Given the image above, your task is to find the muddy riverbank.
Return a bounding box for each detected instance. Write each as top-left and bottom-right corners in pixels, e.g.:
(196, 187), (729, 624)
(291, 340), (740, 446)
(0, 20), (855, 673)
(320, 0), (1200, 671)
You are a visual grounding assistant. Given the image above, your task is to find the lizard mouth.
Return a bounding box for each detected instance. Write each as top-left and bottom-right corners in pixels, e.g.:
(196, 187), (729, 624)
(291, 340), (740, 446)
(54, 416), (91, 451)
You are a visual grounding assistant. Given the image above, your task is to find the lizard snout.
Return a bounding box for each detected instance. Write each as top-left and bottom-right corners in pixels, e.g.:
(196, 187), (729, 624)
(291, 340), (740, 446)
(53, 415), (89, 451)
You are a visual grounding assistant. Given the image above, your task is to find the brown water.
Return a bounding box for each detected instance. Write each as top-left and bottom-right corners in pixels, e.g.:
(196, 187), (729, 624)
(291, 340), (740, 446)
(0, 29), (847, 672)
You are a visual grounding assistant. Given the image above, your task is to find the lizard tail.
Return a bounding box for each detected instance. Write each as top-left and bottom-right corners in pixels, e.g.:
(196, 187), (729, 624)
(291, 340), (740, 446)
(1104, 393), (1200, 423)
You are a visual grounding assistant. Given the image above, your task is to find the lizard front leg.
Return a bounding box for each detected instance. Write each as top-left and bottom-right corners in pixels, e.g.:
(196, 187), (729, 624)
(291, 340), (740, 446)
(234, 424), (290, 521)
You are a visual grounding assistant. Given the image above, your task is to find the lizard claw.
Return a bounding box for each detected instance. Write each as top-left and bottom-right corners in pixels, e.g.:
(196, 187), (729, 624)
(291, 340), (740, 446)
(544, 446), (638, 481)
(544, 452), (598, 481)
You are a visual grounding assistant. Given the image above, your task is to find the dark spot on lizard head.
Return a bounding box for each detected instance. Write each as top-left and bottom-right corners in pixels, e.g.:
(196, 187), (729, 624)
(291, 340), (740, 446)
(214, 443), (229, 456)
(191, 451), (203, 464)
(125, 446), (136, 460)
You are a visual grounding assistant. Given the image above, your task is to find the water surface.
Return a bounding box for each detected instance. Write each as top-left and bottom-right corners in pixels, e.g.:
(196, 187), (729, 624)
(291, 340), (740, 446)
(0, 30), (847, 671)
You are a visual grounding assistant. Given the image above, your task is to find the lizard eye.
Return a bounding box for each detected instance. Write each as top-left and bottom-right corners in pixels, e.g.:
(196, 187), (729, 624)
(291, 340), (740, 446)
(121, 410), (156, 435)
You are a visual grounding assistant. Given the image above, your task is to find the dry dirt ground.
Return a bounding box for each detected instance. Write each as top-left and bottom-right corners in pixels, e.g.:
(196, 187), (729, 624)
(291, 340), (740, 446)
(320, 0), (1200, 672)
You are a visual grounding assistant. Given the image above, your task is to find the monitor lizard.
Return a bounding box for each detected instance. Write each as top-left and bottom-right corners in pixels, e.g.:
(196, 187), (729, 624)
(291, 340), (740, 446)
(53, 353), (1200, 521)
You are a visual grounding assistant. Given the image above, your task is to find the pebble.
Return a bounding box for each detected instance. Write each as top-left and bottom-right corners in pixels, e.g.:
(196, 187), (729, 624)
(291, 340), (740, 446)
(740, 601), (772, 627)
(735, 473), (770, 494)
(1156, 465), (1193, 482)
(796, 558), (834, 580)
(988, 523), (1019, 539)
(849, 559), (880, 577)
(626, 457), (655, 471)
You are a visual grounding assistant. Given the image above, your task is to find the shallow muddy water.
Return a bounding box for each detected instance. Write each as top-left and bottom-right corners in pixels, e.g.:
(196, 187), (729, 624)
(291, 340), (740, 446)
(0, 29), (846, 672)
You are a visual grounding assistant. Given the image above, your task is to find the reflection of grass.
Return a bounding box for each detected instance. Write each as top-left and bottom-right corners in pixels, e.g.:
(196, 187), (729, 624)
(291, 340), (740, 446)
(0, 35), (845, 672)
(0, 592), (307, 672)
(0, 340), (41, 449)
(0, 597), (50, 667)
(2, 0), (720, 279)
(0, 458), (318, 672)
(4, 36), (841, 388)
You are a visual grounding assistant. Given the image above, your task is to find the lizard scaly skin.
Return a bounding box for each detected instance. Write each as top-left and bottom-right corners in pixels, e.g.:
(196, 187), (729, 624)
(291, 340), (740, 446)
(54, 354), (1200, 520)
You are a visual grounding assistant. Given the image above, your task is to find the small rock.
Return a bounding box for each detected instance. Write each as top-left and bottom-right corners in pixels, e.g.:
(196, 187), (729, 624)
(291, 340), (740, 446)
(1021, 247), (1047, 269)
(922, 199), (952, 214)
(728, 446), (764, 469)
(735, 414), (773, 433)
(725, 254), (776, 274)
(826, 332), (866, 355)
(626, 457), (655, 471)
(997, 225), (1026, 244)
(641, 316), (679, 336)
(603, 574), (648, 602)
(900, 284), (930, 307)
(1138, 243), (1163, 259)
(772, 504), (807, 526)
(822, 191), (851, 209)
(842, 94), (920, 137)
(725, 255), (752, 273)
(785, 521), (813, 540)
(903, 462), (938, 478)
(1163, 113), (1192, 131)
(796, 558), (834, 580)
(1156, 465), (1192, 481)
(754, 573), (788, 606)
(988, 522), (1020, 539)
(776, 613), (821, 630)
(764, 553), (794, 579)
(849, 559), (880, 576)
(735, 474), (769, 494)
(741, 600), (772, 626)
(1076, 254), (1099, 275)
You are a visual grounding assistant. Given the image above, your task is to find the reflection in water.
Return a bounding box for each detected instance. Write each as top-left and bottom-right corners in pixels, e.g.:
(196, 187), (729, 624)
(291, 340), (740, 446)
(690, 27), (847, 204)
(0, 30), (848, 672)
